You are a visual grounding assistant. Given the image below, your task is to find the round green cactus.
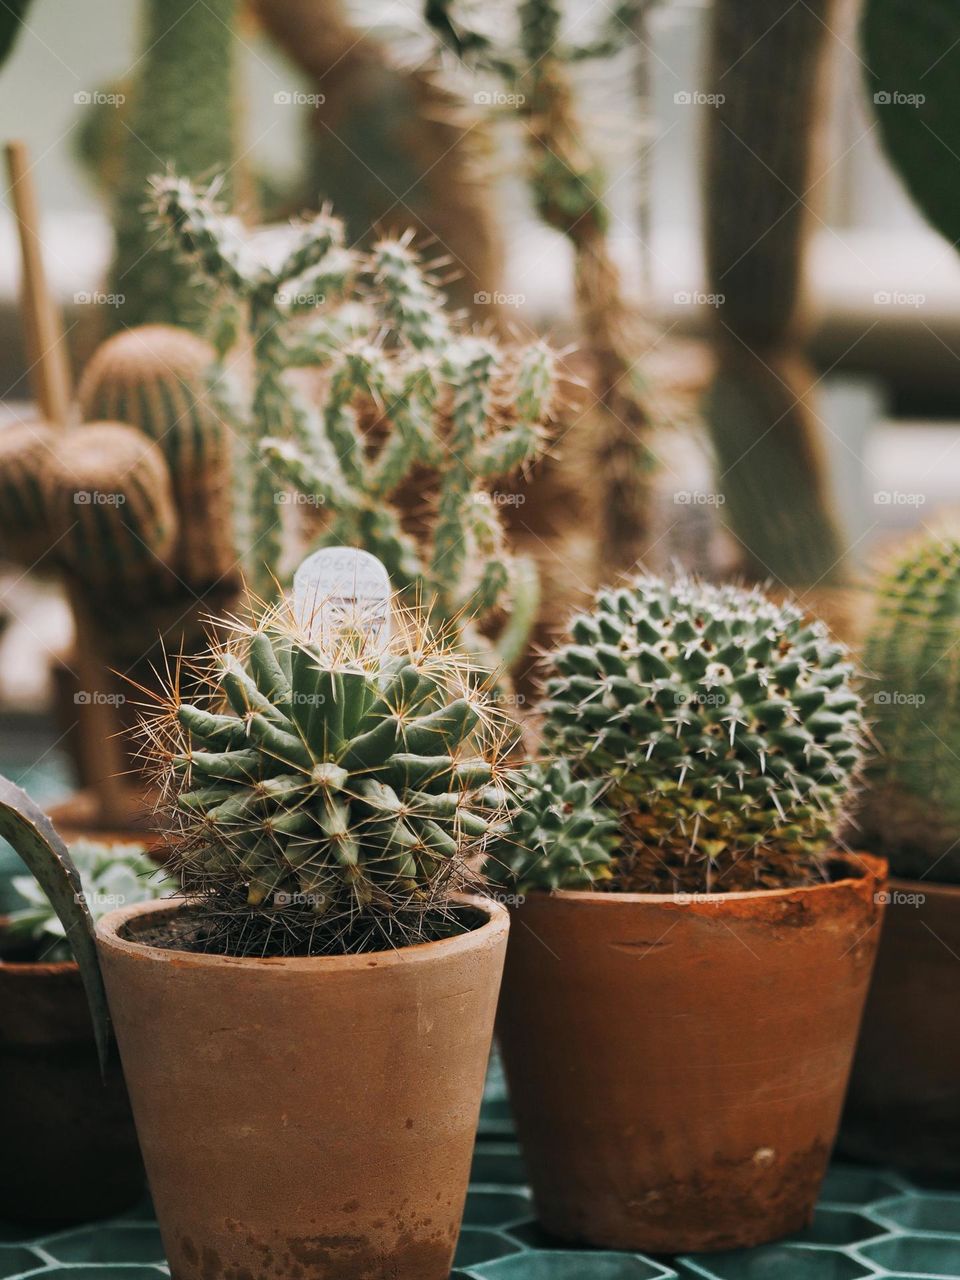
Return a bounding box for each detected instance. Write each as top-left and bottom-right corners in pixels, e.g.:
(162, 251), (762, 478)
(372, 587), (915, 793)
(542, 574), (865, 892)
(856, 535), (960, 883)
(485, 759), (616, 894)
(148, 601), (510, 954)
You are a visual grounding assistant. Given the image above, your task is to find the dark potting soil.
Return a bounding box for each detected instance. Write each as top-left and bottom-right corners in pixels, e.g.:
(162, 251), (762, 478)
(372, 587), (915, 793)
(128, 901), (489, 959)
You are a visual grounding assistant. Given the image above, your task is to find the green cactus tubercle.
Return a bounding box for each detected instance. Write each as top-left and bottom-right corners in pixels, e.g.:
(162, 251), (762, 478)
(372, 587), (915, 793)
(485, 759), (617, 893)
(542, 574), (865, 892)
(857, 535), (960, 883)
(154, 603), (510, 954)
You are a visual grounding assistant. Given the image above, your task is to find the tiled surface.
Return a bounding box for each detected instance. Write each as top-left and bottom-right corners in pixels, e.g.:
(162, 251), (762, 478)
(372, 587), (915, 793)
(1, 1071), (958, 1279)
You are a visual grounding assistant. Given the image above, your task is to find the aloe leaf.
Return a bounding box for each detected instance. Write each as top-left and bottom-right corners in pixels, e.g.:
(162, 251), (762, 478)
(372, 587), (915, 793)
(0, 774), (111, 1070)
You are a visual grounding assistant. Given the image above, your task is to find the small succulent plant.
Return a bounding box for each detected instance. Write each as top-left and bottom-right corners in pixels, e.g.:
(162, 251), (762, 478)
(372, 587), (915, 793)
(541, 573), (866, 893)
(6, 839), (173, 961)
(485, 759), (616, 894)
(144, 597), (511, 955)
(855, 535), (960, 884)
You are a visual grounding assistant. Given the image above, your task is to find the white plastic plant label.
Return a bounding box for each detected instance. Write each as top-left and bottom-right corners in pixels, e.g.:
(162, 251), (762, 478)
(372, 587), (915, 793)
(292, 546), (392, 651)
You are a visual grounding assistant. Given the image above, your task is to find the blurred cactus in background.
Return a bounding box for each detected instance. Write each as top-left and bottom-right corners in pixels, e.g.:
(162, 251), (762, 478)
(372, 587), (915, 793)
(251, 0), (504, 317)
(154, 174), (558, 672)
(855, 536), (960, 885)
(107, 0), (239, 331)
(863, 0), (960, 250)
(426, 0), (662, 576)
(703, 0), (847, 588)
(485, 759), (616, 893)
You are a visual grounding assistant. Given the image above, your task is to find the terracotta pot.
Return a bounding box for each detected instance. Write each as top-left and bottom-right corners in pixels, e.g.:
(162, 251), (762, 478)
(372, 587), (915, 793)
(840, 876), (960, 1174)
(0, 953), (144, 1225)
(96, 896), (509, 1280)
(496, 852), (887, 1253)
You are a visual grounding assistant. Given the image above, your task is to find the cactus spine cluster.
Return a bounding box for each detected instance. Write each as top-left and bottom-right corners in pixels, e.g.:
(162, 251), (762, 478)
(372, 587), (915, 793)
(108, 0), (238, 330)
(147, 599), (510, 955)
(153, 174), (557, 667)
(426, 0), (658, 575)
(486, 759), (616, 893)
(855, 536), (960, 884)
(541, 574), (865, 893)
(703, 0), (846, 586)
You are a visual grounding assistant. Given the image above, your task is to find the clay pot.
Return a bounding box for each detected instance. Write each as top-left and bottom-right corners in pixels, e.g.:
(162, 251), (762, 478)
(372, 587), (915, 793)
(496, 852), (887, 1254)
(96, 896), (509, 1280)
(840, 876), (960, 1175)
(0, 952), (144, 1225)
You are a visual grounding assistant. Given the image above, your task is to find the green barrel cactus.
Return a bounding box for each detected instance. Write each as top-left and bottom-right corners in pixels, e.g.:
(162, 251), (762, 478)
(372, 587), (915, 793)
(146, 599), (510, 955)
(542, 573), (865, 893)
(485, 759), (616, 893)
(862, 0), (960, 250)
(856, 536), (960, 884)
(77, 324), (236, 588)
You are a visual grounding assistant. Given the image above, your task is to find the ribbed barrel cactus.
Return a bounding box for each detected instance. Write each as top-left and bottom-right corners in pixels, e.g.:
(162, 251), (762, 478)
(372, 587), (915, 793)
(78, 324), (236, 588)
(152, 173), (557, 670)
(855, 536), (960, 884)
(485, 759), (616, 893)
(146, 599), (510, 955)
(542, 574), (865, 892)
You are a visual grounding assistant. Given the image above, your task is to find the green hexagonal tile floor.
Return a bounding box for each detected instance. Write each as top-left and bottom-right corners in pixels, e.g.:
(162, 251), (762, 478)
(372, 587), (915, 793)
(2, 1061), (958, 1280)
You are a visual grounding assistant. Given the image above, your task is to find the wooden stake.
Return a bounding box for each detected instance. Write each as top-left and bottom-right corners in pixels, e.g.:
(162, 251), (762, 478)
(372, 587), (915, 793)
(5, 139), (129, 828)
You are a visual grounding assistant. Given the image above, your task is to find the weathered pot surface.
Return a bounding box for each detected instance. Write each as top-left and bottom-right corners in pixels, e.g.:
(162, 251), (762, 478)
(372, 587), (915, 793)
(97, 895), (509, 1280)
(0, 947), (144, 1225)
(840, 875), (960, 1174)
(496, 852), (887, 1253)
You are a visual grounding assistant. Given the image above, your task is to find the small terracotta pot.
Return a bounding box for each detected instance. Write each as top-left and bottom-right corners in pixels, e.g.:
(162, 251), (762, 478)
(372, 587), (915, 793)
(0, 954), (144, 1225)
(496, 852), (887, 1253)
(97, 896), (509, 1280)
(840, 876), (960, 1174)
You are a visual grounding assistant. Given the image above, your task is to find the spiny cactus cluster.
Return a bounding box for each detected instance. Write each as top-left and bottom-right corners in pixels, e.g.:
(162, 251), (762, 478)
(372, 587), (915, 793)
(5, 838), (173, 962)
(855, 535), (960, 884)
(426, 0), (658, 575)
(152, 174), (557, 669)
(145, 599), (511, 956)
(541, 574), (866, 893)
(485, 759), (616, 893)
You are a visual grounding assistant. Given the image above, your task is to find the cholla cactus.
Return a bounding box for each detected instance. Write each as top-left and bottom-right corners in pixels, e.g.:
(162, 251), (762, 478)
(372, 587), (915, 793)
(426, 0), (659, 574)
(152, 174), (557, 669)
(6, 839), (173, 961)
(542, 574), (865, 892)
(144, 597), (511, 955)
(855, 536), (960, 884)
(485, 759), (616, 893)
